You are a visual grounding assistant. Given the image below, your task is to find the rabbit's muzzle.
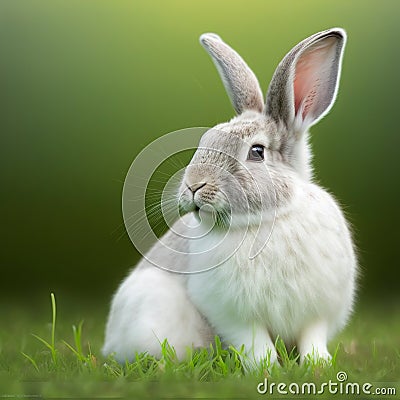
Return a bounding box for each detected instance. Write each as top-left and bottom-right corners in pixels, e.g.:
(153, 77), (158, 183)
(178, 162), (232, 217)
(180, 179), (219, 211)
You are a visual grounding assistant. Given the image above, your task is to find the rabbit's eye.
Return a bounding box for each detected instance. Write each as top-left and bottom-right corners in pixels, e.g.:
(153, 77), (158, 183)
(248, 144), (265, 162)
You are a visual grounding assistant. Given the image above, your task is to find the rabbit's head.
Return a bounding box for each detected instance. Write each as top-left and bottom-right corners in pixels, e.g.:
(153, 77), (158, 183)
(179, 29), (346, 228)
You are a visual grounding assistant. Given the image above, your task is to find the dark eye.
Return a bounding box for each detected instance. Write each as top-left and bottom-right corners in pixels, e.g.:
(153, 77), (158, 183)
(247, 144), (265, 162)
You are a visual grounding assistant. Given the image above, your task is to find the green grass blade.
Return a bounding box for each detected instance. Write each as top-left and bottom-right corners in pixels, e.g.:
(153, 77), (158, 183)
(62, 340), (84, 361)
(31, 333), (53, 351)
(50, 293), (56, 353)
(21, 351), (39, 372)
(72, 321), (84, 358)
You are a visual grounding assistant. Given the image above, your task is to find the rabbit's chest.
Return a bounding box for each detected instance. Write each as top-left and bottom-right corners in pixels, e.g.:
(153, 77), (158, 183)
(186, 204), (353, 337)
(187, 223), (310, 332)
(189, 223), (288, 279)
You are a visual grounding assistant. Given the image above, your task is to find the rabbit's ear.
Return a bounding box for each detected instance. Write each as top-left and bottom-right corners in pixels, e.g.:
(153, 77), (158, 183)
(200, 33), (264, 114)
(265, 28), (346, 132)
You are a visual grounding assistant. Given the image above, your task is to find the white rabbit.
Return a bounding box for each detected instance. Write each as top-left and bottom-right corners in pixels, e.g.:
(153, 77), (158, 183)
(103, 28), (357, 366)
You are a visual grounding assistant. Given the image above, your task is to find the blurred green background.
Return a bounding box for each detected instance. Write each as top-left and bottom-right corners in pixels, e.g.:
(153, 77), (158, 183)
(1, 0), (399, 306)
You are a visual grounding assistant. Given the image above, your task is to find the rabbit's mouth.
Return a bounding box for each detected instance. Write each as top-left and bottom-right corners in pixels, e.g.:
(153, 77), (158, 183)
(178, 194), (230, 228)
(192, 203), (232, 231)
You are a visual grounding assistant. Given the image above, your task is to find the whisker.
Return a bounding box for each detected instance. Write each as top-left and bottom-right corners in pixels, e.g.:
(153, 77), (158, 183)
(122, 199), (179, 234)
(114, 191), (179, 242)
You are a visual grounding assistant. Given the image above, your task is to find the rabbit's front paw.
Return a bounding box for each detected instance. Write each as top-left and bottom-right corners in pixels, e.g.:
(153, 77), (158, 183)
(298, 320), (331, 365)
(220, 321), (278, 372)
(301, 348), (332, 365)
(241, 346), (278, 373)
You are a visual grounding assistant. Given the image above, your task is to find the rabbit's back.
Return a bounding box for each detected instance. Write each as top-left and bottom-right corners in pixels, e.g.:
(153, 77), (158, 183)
(102, 215), (214, 361)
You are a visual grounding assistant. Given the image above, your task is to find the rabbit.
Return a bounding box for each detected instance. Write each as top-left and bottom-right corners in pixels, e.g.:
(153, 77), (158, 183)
(103, 28), (357, 367)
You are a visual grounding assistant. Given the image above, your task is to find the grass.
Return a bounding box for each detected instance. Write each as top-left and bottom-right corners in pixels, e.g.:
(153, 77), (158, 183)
(1, 293), (399, 399)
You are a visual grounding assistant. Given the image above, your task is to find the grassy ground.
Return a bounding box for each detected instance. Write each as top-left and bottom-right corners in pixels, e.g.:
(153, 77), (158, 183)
(0, 294), (399, 399)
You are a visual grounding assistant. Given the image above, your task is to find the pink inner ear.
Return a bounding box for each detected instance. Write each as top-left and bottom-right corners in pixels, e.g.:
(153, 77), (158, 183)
(293, 37), (337, 121)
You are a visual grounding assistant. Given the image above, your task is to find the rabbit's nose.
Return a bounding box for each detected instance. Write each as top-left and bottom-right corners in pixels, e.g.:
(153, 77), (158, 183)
(187, 182), (206, 194)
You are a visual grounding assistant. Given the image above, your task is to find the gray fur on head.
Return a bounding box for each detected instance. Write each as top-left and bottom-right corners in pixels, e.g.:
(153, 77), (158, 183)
(196, 29), (347, 183)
